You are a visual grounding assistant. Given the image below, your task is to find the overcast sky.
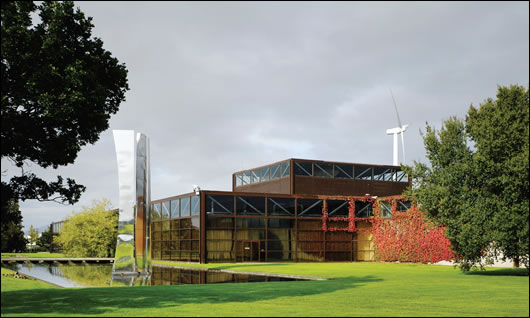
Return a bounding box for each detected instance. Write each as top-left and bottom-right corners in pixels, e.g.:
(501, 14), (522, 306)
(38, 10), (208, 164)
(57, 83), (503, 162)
(2, 1), (528, 232)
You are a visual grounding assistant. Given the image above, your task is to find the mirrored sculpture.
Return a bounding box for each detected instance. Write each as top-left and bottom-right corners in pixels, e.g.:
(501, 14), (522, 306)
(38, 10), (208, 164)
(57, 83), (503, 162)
(111, 130), (151, 286)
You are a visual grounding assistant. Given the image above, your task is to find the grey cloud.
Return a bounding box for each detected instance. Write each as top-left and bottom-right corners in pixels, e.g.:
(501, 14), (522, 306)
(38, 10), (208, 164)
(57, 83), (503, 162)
(3, 1), (527, 230)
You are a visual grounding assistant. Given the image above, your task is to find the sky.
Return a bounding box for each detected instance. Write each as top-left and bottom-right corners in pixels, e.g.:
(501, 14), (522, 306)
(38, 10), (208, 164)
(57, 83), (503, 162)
(2, 1), (528, 233)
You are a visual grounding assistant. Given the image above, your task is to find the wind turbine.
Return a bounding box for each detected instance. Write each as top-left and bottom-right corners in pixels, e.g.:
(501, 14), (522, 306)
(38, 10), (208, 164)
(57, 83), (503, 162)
(386, 89), (408, 166)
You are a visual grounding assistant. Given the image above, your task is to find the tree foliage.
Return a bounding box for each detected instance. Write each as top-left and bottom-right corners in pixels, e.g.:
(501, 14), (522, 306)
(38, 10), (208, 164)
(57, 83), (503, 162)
(0, 184), (27, 252)
(54, 199), (118, 257)
(36, 228), (59, 252)
(1, 1), (129, 205)
(404, 85), (529, 270)
(28, 225), (39, 245)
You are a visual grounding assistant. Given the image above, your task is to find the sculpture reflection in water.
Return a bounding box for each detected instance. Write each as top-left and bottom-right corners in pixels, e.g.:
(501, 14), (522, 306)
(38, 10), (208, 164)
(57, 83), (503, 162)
(111, 130), (151, 286)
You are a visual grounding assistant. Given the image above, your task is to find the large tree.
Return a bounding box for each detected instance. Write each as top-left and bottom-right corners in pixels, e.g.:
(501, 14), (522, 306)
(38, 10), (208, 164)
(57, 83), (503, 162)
(1, 1), (129, 204)
(404, 85), (529, 270)
(54, 198), (118, 257)
(1, 1), (128, 250)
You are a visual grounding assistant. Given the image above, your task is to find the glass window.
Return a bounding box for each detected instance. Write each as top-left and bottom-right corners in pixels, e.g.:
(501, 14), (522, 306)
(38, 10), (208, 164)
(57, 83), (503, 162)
(396, 200), (411, 212)
(180, 197), (190, 217)
(267, 197), (295, 216)
(374, 167), (393, 181)
(162, 201), (170, 219)
(206, 217), (234, 229)
(152, 203), (162, 220)
(355, 166), (372, 180)
(297, 198), (323, 217)
(180, 218), (191, 229)
(380, 201), (392, 218)
(355, 201), (373, 218)
(206, 195), (234, 215)
(297, 230), (323, 240)
(314, 163), (333, 178)
(191, 196), (200, 216)
(281, 162), (290, 177)
(236, 218), (265, 229)
(268, 218), (295, 229)
(334, 164), (353, 179)
(191, 217), (200, 231)
(297, 241), (323, 251)
(236, 196), (265, 216)
(395, 170), (408, 182)
(294, 161), (312, 176)
(251, 169), (260, 184)
(260, 167), (270, 182)
(235, 229), (266, 241)
(297, 219), (322, 230)
(235, 174), (243, 187)
(170, 199), (179, 218)
(327, 200), (350, 217)
(242, 171), (251, 185)
(270, 164), (281, 179)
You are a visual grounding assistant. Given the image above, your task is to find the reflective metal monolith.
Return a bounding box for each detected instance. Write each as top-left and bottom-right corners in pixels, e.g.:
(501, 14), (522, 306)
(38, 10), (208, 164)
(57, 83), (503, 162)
(111, 130), (151, 286)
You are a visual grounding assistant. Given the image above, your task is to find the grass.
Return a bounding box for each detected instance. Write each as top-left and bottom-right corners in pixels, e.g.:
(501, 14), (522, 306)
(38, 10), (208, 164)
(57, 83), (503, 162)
(1, 267), (59, 292)
(1, 252), (66, 258)
(1, 262), (528, 317)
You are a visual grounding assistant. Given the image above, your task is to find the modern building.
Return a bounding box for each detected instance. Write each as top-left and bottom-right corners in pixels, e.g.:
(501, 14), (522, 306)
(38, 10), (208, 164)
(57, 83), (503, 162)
(150, 158), (411, 264)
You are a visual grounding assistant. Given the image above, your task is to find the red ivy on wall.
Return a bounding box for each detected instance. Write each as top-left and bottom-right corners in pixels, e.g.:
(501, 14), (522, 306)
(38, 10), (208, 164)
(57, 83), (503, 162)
(370, 204), (454, 263)
(321, 196), (454, 263)
(321, 196), (374, 232)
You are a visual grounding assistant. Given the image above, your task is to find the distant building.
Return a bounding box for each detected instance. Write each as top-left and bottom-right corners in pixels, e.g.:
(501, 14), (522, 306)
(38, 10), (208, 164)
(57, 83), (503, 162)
(50, 221), (64, 234)
(49, 209), (119, 234)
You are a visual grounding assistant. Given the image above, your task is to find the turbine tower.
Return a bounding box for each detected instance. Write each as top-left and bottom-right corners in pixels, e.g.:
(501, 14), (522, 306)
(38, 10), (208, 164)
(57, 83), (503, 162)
(386, 89), (408, 166)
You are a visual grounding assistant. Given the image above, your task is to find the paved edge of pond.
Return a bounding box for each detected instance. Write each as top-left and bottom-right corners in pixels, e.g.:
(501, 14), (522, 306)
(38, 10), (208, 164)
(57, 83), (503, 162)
(153, 264), (330, 281)
(1, 257), (114, 263)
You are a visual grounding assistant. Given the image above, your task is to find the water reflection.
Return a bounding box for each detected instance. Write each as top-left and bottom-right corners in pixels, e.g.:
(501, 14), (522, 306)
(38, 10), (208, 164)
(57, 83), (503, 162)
(151, 266), (303, 285)
(4, 262), (113, 287)
(2, 263), (304, 288)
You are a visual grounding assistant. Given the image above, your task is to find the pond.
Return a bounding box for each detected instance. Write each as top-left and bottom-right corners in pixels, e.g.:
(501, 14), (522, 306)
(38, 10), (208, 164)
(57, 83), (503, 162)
(2, 263), (306, 288)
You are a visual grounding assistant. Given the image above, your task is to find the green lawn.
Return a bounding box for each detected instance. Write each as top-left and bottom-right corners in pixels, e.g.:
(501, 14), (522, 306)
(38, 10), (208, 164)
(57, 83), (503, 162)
(1, 267), (58, 292)
(1, 262), (528, 317)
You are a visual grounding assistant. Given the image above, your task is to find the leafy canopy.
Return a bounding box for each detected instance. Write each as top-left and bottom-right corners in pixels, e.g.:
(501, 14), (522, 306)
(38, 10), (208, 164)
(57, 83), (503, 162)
(54, 198), (118, 258)
(36, 228), (59, 252)
(1, 1), (129, 205)
(28, 225), (39, 245)
(404, 85), (529, 270)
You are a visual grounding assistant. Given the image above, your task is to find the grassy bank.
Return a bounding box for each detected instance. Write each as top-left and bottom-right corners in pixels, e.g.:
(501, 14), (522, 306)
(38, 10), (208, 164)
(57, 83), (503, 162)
(1, 268), (58, 291)
(1, 262), (528, 317)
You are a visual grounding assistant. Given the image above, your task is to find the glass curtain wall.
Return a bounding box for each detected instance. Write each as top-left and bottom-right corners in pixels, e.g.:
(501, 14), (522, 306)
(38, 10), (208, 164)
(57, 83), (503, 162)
(151, 195), (200, 262)
(204, 194), (385, 263)
(152, 192), (409, 263)
(234, 160), (290, 187)
(294, 160), (408, 183)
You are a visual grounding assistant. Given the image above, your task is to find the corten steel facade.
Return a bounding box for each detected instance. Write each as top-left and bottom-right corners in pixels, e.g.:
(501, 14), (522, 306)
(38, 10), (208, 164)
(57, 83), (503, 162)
(150, 159), (411, 264)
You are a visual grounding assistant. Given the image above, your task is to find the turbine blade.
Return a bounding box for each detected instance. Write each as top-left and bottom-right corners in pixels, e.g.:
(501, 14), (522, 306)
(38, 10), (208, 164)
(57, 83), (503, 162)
(390, 88), (403, 128)
(400, 130), (406, 163)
